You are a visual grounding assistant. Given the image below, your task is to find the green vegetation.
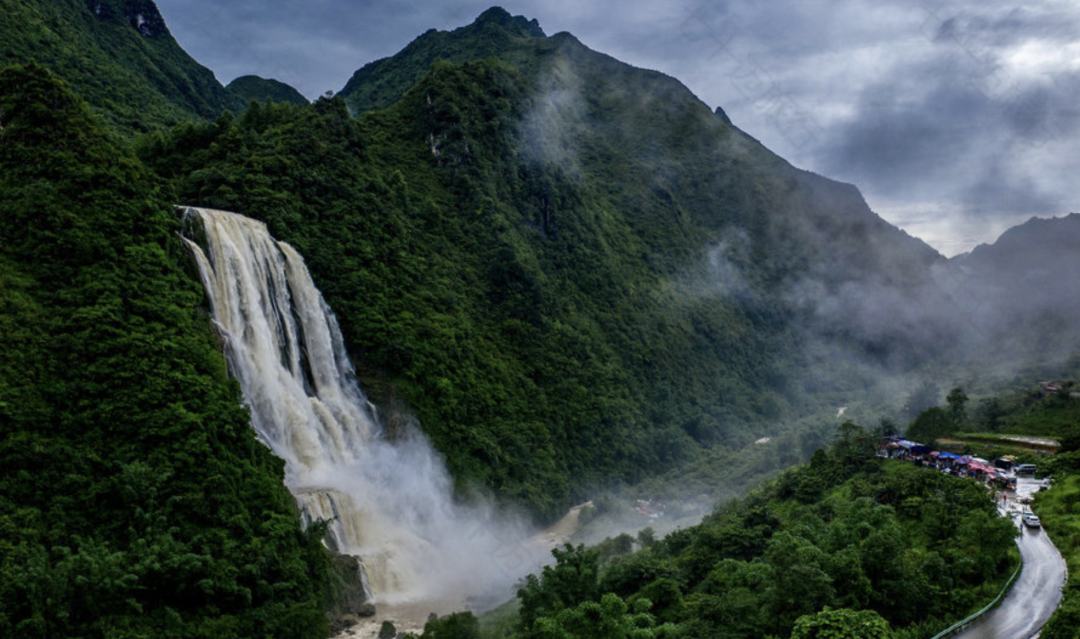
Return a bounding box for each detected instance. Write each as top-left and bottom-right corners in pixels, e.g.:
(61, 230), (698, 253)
(0, 0), (238, 137)
(136, 56), (799, 518)
(488, 425), (1017, 639)
(226, 75), (310, 107)
(790, 608), (890, 639)
(968, 382), (1080, 439)
(0, 63), (329, 639)
(2, 5), (1061, 636)
(906, 407), (953, 449)
(1034, 475), (1080, 639)
(339, 7), (546, 115)
(1032, 425), (1080, 639)
(134, 9), (945, 518)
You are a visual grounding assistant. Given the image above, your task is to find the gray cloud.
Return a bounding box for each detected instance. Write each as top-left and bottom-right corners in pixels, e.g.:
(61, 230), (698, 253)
(153, 0), (1080, 255)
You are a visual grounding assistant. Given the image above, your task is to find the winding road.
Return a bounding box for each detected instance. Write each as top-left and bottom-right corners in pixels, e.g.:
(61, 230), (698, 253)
(953, 478), (1067, 639)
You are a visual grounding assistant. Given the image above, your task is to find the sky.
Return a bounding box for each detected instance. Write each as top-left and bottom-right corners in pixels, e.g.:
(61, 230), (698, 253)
(153, 0), (1080, 257)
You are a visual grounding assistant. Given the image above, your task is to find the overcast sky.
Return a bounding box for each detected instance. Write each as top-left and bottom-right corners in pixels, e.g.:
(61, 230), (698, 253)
(153, 0), (1080, 256)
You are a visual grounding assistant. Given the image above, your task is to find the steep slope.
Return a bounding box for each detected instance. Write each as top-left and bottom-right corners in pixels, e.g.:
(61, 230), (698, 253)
(0, 64), (329, 638)
(339, 8), (949, 364)
(339, 7), (544, 115)
(227, 75), (310, 106)
(340, 7), (953, 374)
(0, 0), (239, 135)
(140, 9), (949, 518)
(944, 213), (1080, 370)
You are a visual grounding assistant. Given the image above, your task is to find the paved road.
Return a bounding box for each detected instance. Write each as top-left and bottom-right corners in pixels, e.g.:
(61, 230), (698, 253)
(954, 479), (1067, 639)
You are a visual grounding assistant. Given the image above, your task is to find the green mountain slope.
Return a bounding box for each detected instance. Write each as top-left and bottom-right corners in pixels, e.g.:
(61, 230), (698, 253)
(944, 214), (1080, 370)
(227, 75), (310, 106)
(339, 7), (544, 115)
(509, 436), (1017, 639)
(0, 0), (239, 135)
(138, 9), (948, 518)
(0, 64), (328, 639)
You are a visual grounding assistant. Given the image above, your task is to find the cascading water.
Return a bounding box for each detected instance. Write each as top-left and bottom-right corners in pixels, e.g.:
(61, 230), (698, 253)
(179, 206), (536, 608)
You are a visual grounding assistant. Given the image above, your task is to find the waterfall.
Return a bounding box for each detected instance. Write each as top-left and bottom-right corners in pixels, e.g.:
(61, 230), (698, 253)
(179, 206), (534, 607)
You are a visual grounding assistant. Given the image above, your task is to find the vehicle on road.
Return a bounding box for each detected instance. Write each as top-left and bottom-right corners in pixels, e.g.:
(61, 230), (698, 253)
(1016, 463), (1037, 475)
(1022, 512), (1041, 528)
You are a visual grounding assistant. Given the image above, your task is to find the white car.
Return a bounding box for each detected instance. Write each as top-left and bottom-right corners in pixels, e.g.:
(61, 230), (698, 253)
(1022, 512), (1041, 528)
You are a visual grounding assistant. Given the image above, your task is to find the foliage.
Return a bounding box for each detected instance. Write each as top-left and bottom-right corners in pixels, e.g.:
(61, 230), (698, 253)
(133, 9), (947, 517)
(226, 75), (310, 107)
(504, 432), (1016, 639)
(0, 0), (238, 137)
(906, 407), (953, 447)
(966, 382), (1080, 439)
(946, 387), (968, 427)
(419, 612), (482, 639)
(1033, 475), (1080, 639)
(518, 545), (602, 630)
(0, 63), (328, 639)
(530, 593), (671, 639)
(0, 5), (1059, 638)
(339, 7), (546, 114)
(135, 47), (813, 518)
(790, 607), (890, 639)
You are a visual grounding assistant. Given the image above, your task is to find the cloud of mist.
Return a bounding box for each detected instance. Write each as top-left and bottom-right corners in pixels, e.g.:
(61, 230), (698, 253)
(184, 207), (552, 612)
(153, 0), (1080, 255)
(705, 228), (753, 300)
(520, 54), (588, 178)
(671, 0), (1080, 255)
(301, 422), (546, 607)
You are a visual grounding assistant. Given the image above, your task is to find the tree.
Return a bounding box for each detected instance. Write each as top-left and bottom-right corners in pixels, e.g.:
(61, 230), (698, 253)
(420, 612), (480, 639)
(519, 544), (601, 629)
(764, 532), (837, 634)
(974, 397), (1005, 432)
(906, 407), (952, 448)
(902, 381), (940, 422)
(874, 417), (899, 439)
(833, 421), (876, 468)
(790, 607), (890, 639)
(531, 593), (669, 639)
(946, 387), (969, 428)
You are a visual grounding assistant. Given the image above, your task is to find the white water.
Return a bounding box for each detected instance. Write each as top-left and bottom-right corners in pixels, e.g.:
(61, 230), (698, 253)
(180, 207), (539, 607)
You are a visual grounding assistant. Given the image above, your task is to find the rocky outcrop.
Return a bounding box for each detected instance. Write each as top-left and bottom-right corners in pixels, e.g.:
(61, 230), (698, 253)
(326, 553), (376, 635)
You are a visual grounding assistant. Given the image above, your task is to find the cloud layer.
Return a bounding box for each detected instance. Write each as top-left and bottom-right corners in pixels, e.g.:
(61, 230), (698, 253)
(153, 0), (1080, 255)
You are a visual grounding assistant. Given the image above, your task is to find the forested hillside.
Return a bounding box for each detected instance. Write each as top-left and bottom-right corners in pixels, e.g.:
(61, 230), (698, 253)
(0, 64), (330, 639)
(226, 75), (310, 106)
(0, 3), (1065, 636)
(0, 0), (239, 135)
(944, 214), (1080, 373)
(134, 9), (954, 518)
(475, 425), (1018, 639)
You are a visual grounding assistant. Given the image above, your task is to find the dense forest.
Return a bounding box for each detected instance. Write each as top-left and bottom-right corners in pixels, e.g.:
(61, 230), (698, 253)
(135, 66), (796, 518)
(0, 64), (339, 638)
(408, 423), (1019, 639)
(132, 8), (955, 518)
(0, 0), (241, 134)
(3, 1), (1079, 637)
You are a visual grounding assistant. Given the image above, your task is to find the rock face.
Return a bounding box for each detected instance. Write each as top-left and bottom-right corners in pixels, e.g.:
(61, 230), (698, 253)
(327, 553), (376, 635)
(86, 0), (167, 38)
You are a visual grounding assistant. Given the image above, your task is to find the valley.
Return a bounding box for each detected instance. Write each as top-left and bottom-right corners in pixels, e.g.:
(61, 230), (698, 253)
(3, 2), (1080, 638)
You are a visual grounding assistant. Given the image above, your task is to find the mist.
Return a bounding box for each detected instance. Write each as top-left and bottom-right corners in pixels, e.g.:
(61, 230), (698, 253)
(181, 207), (554, 613)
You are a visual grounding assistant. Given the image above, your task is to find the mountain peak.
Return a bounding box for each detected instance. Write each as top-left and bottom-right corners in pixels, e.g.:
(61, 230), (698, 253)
(88, 0), (167, 38)
(473, 6), (545, 38)
(226, 75), (310, 106)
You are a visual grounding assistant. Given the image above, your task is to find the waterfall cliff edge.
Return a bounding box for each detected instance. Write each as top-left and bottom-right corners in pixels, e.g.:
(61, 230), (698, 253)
(179, 206), (543, 616)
